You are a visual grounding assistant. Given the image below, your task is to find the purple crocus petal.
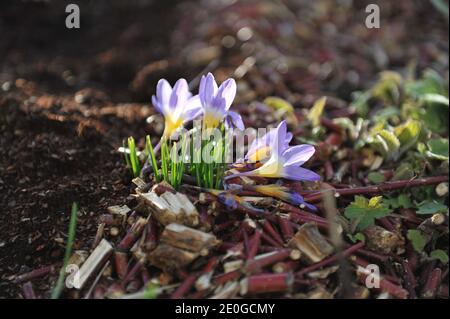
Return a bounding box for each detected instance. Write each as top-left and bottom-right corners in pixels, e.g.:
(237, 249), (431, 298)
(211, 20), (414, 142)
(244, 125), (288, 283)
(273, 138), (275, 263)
(227, 110), (245, 130)
(199, 73), (218, 107)
(288, 192), (306, 206)
(214, 78), (236, 112)
(270, 120), (287, 156)
(282, 144), (316, 167)
(156, 79), (172, 109)
(151, 95), (164, 115)
(282, 166), (321, 182)
(286, 132), (293, 144)
(182, 95), (203, 122)
(217, 193), (238, 210)
(169, 78), (190, 110)
(303, 202), (318, 212)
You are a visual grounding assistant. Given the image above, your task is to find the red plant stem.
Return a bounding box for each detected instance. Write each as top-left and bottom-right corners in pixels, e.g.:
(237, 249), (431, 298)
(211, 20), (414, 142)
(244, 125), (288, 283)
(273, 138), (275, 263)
(419, 260), (437, 286)
(304, 176), (449, 202)
(242, 273), (293, 295)
(122, 260), (143, 286)
(14, 265), (55, 284)
(242, 228), (250, 257)
(245, 249), (292, 274)
(144, 217), (158, 251)
(247, 230), (262, 260)
(170, 273), (198, 299)
(278, 215), (294, 242)
(258, 245), (284, 253)
(400, 209), (423, 225)
(422, 268), (442, 298)
(288, 212), (329, 229)
(261, 220), (284, 246)
(214, 220), (237, 233)
(114, 251), (128, 280)
(213, 270), (241, 286)
(22, 281), (36, 299)
(321, 118), (343, 133)
(438, 284), (449, 299)
(117, 219), (146, 251)
(273, 260), (300, 273)
(260, 231), (284, 248)
(402, 260), (417, 299)
(351, 256), (407, 298)
(378, 217), (396, 232)
(356, 248), (390, 263)
(141, 268), (150, 285)
(278, 202), (328, 222)
(296, 242), (364, 278)
(324, 160), (334, 181)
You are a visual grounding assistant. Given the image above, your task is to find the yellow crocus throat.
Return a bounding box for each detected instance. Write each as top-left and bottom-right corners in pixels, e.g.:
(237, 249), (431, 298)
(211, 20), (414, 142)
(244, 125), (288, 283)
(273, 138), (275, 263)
(203, 112), (221, 129)
(163, 116), (183, 139)
(247, 145), (271, 162)
(253, 156), (284, 177)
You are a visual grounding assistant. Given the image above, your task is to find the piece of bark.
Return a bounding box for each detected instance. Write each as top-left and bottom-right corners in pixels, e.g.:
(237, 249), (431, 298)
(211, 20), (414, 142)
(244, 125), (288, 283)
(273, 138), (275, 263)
(77, 239), (113, 289)
(160, 223), (220, 254)
(107, 205), (130, 225)
(140, 191), (199, 227)
(148, 243), (198, 271)
(288, 223), (334, 264)
(364, 225), (405, 255)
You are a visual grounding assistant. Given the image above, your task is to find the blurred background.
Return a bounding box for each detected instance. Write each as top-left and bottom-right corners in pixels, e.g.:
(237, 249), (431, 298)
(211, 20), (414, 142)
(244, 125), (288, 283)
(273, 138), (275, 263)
(0, 0), (448, 298)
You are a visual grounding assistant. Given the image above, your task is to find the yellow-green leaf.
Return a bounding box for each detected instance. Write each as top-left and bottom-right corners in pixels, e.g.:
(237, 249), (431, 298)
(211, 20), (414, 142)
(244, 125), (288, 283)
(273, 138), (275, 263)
(394, 120), (421, 146)
(368, 196), (383, 208)
(307, 96), (327, 127)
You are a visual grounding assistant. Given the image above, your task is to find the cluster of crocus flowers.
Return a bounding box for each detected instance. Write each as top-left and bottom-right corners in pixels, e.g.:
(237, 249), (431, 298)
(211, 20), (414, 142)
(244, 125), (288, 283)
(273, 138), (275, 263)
(152, 73), (244, 141)
(226, 121), (320, 182)
(150, 74), (320, 188)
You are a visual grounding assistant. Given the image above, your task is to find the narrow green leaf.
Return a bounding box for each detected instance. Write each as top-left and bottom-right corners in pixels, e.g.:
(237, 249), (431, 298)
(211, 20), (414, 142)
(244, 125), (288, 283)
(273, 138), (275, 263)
(51, 202), (78, 299)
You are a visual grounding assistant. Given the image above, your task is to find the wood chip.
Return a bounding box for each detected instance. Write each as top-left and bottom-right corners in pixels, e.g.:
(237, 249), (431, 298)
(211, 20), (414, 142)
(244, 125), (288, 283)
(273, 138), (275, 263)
(288, 222), (334, 264)
(78, 239), (113, 289)
(140, 191), (199, 227)
(160, 223), (220, 253)
(148, 243), (198, 271)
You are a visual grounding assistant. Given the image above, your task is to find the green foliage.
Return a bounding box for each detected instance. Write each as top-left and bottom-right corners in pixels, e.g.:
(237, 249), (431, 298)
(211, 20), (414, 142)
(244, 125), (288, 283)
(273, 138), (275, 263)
(426, 138), (449, 161)
(125, 136), (141, 178)
(52, 202), (78, 299)
(347, 232), (366, 243)
(416, 200), (448, 215)
(145, 135), (160, 182)
(367, 172), (385, 184)
(143, 283), (160, 299)
(407, 229), (427, 253)
(430, 249), (449, 264)
(385, 193), (412, 210)
(307, 96), (327, 127)
(353, 69), (448, 165)
(344, 196), (393, 231)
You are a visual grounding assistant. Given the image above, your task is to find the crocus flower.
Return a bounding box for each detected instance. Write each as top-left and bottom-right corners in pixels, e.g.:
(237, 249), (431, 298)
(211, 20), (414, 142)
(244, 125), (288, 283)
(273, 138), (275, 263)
(152, 78), (202, 139)
(199, 72), (244, 130)
(249, 184), (317, 212)
(246, 126), (293, 163)
(225, 121), (320, 182)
